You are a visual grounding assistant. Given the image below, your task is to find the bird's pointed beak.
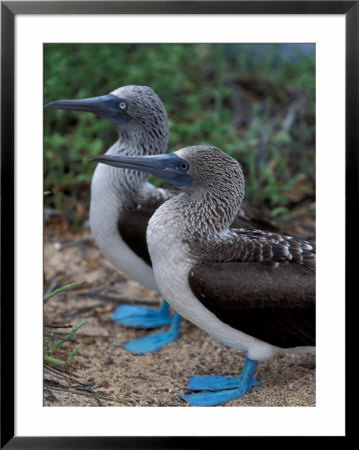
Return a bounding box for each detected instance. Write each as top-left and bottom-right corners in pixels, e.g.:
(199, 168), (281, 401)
(90, 153), (193, 188)
(45, 94), (131, 125)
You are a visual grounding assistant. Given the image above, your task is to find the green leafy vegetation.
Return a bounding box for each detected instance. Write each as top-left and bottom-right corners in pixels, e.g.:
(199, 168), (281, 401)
(44, 43), (315, 228)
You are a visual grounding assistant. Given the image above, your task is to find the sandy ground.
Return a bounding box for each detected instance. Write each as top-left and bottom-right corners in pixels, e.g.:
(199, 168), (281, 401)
(43, 225), (315, 407)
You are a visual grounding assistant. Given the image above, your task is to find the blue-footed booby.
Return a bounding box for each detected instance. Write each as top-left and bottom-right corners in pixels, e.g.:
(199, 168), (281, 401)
(91, 145), (315, 406)
(46, 85), (182, 353)
(46, 86), (271, 355)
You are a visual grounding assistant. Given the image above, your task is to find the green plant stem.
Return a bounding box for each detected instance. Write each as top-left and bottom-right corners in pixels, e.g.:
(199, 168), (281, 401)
(44, 354), (66, 367)
(45, 320), (86, 356)
(66, 345), (81, 365)
(44, 280), (85, 303)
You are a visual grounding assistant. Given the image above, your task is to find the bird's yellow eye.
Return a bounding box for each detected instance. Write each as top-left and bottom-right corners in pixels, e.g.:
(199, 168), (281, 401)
(119, 102), (126, 110)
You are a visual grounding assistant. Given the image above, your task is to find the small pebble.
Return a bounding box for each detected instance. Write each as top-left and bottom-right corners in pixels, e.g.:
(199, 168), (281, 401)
(54, 242), (62, 250)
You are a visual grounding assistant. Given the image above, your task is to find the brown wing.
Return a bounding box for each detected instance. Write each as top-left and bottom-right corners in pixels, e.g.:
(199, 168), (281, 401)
(189, 262), (315, 348)
(117, 187), (173, 267)
(117, 208), (154, 267)
(199, 228), (315, 271)
(189, 229), (315, 348)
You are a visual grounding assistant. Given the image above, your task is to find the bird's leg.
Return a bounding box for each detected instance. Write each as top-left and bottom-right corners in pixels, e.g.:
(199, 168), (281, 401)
(185, 355), (260, 391)
(112, 299), (173, 329)
(122, 312), (182, 354)
(181, 355), (260, 406)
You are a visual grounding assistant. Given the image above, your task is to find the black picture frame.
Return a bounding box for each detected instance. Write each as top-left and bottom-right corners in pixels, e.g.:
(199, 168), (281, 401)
(1, 1), (356, 447)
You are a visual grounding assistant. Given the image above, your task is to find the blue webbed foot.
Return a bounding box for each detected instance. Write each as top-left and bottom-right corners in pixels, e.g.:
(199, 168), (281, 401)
(181, 355), (259, 406)
(123, 313), (182, 354)
(181, 387), (253, 407)
(186, 375), (260, 392)
(112, 299), (173, 329)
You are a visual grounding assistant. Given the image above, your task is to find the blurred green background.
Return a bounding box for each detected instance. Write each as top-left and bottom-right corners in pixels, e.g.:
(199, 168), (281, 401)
(44, 43), (315, 233)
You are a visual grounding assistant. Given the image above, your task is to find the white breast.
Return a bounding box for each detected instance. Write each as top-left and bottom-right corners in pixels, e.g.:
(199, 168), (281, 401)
(89, 162), (158, 292)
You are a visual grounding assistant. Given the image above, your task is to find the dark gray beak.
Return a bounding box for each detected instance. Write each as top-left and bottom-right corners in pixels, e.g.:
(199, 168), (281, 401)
(45, 94), (131, 125)
(90, 153), (193, 188)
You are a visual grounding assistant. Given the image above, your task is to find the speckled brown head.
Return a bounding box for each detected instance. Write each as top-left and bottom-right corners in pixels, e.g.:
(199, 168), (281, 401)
(175, 145), (245, 200)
